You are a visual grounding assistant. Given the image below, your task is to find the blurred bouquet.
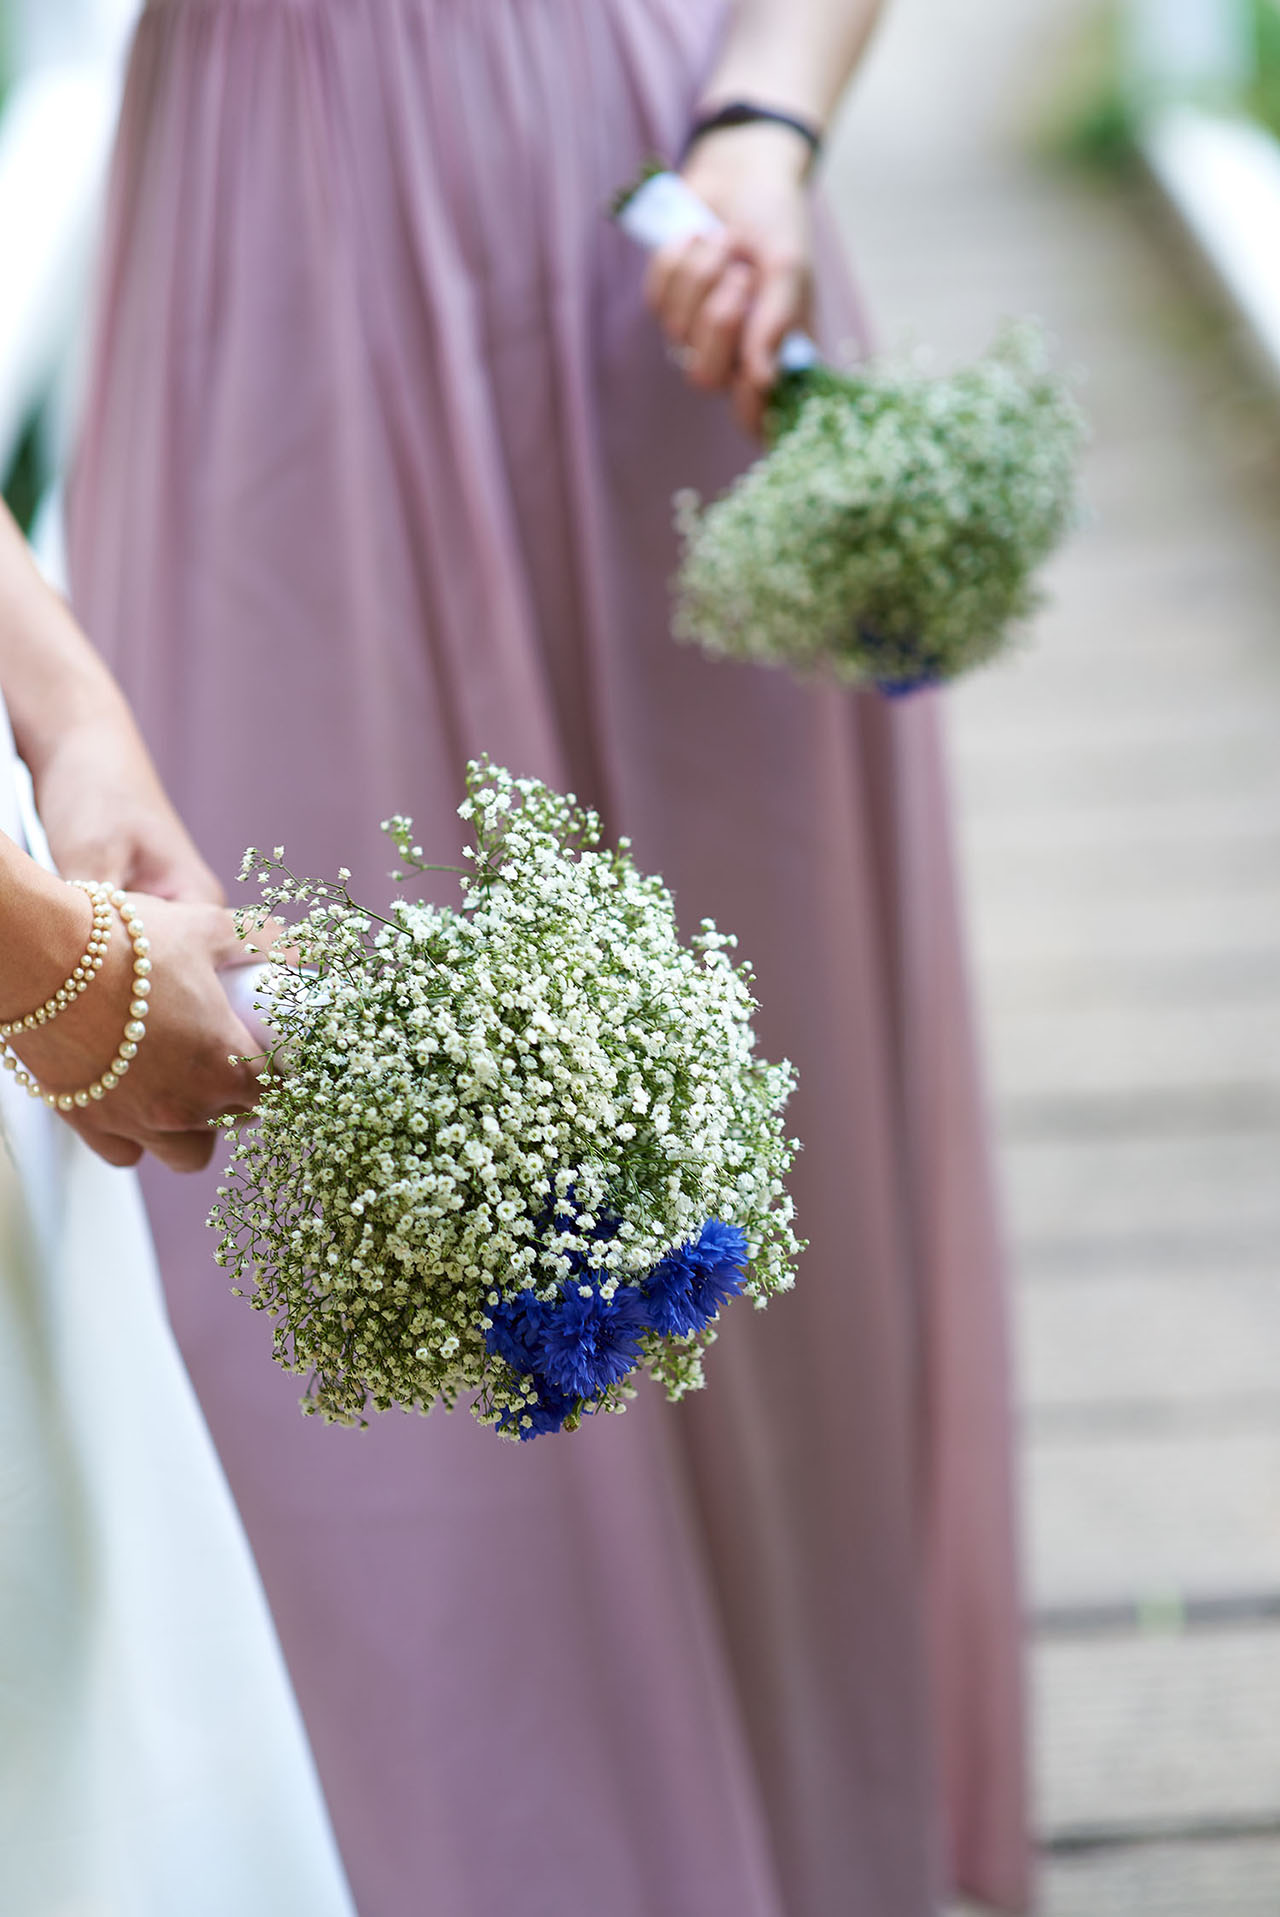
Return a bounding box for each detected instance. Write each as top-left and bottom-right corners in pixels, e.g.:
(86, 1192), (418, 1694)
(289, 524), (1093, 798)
(615, 169), (1083, 692)
(211, 763), (800, 1440)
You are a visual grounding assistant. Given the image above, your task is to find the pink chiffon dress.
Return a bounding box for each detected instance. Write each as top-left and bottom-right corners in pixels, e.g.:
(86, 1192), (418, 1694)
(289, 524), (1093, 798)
(67, 1), (1030, 1912)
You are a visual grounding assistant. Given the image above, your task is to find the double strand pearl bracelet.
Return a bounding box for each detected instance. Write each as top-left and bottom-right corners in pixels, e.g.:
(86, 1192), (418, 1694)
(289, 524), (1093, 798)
(0, 887), (153, 1111)
(0, 878), (114, 1037)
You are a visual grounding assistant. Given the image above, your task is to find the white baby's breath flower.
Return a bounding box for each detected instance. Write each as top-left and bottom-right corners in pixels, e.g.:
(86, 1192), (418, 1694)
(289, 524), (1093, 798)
(675, 324), (1083, 687)
(209, 761), (802, 1435)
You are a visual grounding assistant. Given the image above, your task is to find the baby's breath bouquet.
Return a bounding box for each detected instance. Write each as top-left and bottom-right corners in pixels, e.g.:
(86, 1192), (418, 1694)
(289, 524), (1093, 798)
(211, 763), (801, 1440)
(615, 170), (1083, 690)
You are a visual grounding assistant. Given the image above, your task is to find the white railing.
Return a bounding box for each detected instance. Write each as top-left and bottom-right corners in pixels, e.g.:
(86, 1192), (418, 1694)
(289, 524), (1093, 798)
(0, 0), (138, 570)
(1124, 0), (1254, 106)
(6, 0), (138, 69)
(1125, 0), (1280, 391)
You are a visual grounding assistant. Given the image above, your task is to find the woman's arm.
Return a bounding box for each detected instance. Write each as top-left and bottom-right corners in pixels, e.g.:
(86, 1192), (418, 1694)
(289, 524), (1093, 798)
(697, 0), (884, 128)
(0, 500), (221, 901)
(0, 500), (267, 1170)
(645, 0), (885, 432)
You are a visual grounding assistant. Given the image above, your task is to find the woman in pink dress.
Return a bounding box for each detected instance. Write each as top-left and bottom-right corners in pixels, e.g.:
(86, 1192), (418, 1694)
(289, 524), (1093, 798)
(69, 0), (1029, 1911)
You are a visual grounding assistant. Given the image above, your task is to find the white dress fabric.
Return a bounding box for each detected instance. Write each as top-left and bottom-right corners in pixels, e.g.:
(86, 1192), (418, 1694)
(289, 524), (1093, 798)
(0, 695), (356, 1917)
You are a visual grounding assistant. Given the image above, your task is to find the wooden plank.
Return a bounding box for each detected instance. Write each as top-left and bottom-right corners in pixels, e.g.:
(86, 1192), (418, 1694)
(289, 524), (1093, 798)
(828, 0), (1280, 1901)
(1027, 1431), (1280, 1606)
(1019, 1269), (1280, 1412)
(1001, 1131), (1280, 1248)
(984, 1004), (1280, 1101)
(1042, 1837), (1280, 1917)
(1037, 1632), (1280, 1832)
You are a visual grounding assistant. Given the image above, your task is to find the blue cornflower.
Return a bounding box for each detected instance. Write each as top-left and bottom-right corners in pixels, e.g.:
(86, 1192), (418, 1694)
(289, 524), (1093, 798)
(495, 1374), (575, 1442)
(486, 1290), (578, 1440)
(857, 622), (943, 697)
(484, 1289), (552, 1373)
(487, 1206), (745, 1437)
(534, 1280), (648, 1399)
(640, 1219), (748, 1337)
(877, 676), (939, 699)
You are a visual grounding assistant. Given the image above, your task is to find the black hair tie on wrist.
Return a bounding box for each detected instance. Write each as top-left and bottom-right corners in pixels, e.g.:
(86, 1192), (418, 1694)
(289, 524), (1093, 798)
(680, 101), (824, 170)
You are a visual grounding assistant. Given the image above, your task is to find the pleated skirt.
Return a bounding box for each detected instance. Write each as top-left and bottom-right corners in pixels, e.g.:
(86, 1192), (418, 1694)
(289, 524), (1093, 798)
(68, 2), (1030, 1911)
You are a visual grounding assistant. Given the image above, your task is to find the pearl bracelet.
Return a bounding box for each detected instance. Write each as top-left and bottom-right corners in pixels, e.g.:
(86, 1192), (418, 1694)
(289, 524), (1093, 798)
(0, 889), (153, 1111)
(0, 878), (114, 1037)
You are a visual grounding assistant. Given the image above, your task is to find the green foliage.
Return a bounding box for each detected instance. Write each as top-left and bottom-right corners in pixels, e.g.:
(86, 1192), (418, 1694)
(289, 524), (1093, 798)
(1047, 0), (1280, 167)
(3, 415), (46, 535)
(1040, 1), (1138, 170)
(1252, 0), (1280, 137)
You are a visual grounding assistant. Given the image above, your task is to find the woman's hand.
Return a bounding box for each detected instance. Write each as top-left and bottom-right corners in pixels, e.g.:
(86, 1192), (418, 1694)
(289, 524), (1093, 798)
(10, 893), (272, 1173)
(29, 713), (224, 906)
(645, 122), (815, 436)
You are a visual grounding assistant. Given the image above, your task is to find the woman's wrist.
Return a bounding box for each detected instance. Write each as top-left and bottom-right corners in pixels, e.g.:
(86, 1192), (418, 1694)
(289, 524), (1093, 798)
(0, 880), (115, 1038)
(680, 117), (815, 195)
(4, 881), (148, 1096)
(683, 102), (823, 175)
(5, 888), (153, 1109)
(0, 851), (95, 1024)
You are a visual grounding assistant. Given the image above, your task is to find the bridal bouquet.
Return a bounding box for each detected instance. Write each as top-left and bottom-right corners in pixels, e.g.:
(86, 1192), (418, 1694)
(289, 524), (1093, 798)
(210, 763), (800, 1439)
(615, 169), (1083, 691)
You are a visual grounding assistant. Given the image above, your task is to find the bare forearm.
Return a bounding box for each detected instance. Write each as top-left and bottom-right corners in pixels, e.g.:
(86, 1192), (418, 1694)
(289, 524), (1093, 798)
(0, 500), (123, 1005)
(700, 0), (886, 129)
(0, 497), (135, 770)
(0, 499), (221, 902)
(0, 520), (259, 1167)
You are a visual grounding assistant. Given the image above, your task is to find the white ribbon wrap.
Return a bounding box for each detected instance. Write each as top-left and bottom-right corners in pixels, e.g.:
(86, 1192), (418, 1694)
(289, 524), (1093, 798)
(222, 959), (277, 1055)
(223, 961), (335, 1064)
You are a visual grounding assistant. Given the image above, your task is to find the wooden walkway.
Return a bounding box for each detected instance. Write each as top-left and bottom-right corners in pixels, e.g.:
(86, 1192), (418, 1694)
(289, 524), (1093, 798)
(830, 2), (1280, 1911)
